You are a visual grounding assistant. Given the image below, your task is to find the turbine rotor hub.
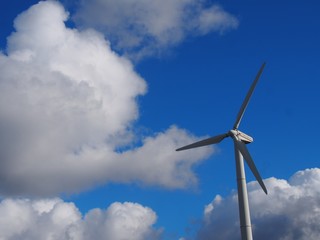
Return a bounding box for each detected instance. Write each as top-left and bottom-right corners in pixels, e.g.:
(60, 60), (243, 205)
(229, 129), (253, 144)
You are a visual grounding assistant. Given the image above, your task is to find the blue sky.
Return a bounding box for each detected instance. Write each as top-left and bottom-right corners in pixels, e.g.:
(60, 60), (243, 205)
(0, 1), (320, 239)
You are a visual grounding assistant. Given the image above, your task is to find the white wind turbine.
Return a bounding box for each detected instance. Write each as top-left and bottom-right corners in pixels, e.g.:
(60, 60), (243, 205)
(176, 63), (267, 240)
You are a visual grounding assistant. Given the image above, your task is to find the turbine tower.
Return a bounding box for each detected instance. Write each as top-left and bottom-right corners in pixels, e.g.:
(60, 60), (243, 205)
(176, 63), (267, 240)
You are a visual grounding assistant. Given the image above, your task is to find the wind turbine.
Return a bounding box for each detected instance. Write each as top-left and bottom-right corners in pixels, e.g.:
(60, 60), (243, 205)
(176, 63), (267, 240)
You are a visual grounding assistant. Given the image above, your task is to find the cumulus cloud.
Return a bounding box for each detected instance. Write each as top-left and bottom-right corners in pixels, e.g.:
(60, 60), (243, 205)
(3, 169), (320, 240)
(196, 168), (320, 240)
(0, 1), (213, 196)
(72, 0), (239, 59)
(0, 198), (161, 240)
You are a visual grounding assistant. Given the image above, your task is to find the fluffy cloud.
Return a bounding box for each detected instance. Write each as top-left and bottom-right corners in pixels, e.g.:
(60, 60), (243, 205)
(73, 0), (239, 59)
(0, 198), (161, 240)
(0, 1), (213, 196)
(197, 168), (320, 240)
(3, 169), (320, 240)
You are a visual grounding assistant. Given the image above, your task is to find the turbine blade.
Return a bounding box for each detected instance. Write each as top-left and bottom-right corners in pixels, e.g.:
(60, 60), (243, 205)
(234, 139), (268, 194)
(176, 133), (228, 151)
(233, 62), (266, 129)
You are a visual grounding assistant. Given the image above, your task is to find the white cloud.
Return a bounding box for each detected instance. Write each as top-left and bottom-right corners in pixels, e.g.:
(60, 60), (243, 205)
(197, 168), (320, 240)
(84, 202), (161, 240)
(0, 1), (213, 196)
(73, 0), (239, 59)
(3, 169), (320, 240)
(0, 198), (161, 240)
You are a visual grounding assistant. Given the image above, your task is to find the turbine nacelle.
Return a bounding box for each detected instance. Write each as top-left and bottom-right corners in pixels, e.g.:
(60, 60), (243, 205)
(229, 129), (253, 144)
